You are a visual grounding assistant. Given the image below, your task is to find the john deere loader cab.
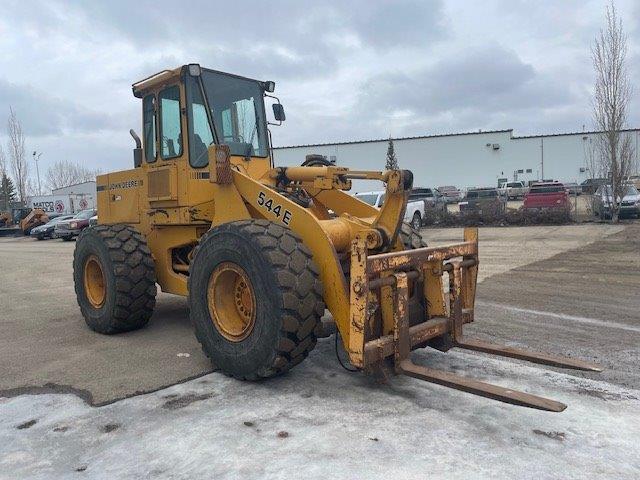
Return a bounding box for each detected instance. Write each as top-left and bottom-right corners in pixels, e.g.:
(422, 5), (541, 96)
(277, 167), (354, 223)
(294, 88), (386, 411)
(74, 64), (600, 412)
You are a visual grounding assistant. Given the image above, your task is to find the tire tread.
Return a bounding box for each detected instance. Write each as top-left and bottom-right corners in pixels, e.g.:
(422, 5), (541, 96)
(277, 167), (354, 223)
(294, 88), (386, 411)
(189, 220), (324, 380)
(74, 225), (157, 334)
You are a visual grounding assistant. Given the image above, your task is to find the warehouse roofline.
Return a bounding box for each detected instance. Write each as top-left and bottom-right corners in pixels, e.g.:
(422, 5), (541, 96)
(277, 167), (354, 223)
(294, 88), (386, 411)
(274, 129), (513, 149)
(274, 127), (640, 150)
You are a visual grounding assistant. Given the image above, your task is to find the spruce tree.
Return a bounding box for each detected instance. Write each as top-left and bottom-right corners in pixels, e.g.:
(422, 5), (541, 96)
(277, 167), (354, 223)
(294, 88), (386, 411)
(0, 174), (16, 211)
(385, 137), (399, 170)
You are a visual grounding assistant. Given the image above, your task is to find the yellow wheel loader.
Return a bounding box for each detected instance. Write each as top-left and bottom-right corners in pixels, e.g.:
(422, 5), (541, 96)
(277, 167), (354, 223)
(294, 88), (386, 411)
(73, 64), (600, 411)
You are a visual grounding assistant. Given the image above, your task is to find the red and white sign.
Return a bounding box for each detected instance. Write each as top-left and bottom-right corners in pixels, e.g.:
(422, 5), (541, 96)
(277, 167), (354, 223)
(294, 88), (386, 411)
(79, 198), (88, 210)
(54, 200), (65, 213)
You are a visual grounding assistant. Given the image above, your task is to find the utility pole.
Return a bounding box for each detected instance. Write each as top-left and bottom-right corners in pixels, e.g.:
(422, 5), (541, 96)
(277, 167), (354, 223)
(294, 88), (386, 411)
(540, 138), (544, 180)
(32, 151), (42, 196)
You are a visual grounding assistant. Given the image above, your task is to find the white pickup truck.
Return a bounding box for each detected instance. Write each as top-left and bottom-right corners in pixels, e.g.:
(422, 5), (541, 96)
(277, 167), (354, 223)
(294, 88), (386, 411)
(354, 191), (425, 229)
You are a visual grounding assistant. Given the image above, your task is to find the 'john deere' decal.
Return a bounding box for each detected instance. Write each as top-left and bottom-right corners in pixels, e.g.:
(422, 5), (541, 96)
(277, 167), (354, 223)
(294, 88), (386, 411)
(109, 180), (142, 190)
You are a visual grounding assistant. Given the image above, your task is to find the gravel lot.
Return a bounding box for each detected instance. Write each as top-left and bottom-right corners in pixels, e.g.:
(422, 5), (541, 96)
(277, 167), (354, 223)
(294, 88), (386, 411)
(1, 223), (638, 479)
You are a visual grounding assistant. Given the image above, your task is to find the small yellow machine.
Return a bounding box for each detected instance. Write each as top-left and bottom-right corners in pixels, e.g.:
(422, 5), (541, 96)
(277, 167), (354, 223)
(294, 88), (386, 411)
(0, 211), (11, 227)
(20, 208), (49, 234)
(74, 65), (600, 411)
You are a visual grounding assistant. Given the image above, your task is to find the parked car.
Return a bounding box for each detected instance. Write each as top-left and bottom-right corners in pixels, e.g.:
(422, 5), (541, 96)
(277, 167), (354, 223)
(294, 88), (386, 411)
(593, 184), (640, 219)
(30, 214), (75, 240)
(354, 191), (426, 229)
(409, 187), (447, 213)
(458, 188), (506, 215)
(627, 174), (640, 190)
(564, 182), (582, 196)
(500, 181), (528, 200)
(436, 185), (463, 204)
(580, 178), (607, 195)
(523, 182), (570, 210)
(89, 215), (98, 227)
(54, 209), (97, 241)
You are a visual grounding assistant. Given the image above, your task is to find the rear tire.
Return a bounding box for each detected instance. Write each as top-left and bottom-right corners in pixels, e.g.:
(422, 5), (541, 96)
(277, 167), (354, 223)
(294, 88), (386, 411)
(188, 220), (325, 380)
(73, 224), (157, 334)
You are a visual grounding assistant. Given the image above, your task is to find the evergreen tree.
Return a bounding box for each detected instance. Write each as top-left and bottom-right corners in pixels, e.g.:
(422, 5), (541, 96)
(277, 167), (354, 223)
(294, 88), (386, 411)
(0, 174), (16, 211)
(385, 137), (399, 170)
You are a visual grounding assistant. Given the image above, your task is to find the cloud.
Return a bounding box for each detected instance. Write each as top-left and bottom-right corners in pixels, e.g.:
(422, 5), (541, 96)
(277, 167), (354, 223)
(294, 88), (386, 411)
(0, 79), (117, 136)
(0, 0), (638, 174)
(354, 45), (574, 136)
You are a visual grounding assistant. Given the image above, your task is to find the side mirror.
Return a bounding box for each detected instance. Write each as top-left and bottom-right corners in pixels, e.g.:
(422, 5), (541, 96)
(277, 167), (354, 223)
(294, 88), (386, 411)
(272, 103), (286, 122)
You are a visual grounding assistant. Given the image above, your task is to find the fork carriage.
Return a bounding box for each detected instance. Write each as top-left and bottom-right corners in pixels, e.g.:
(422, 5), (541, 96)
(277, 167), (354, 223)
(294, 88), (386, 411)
(347, 227), (601, 412)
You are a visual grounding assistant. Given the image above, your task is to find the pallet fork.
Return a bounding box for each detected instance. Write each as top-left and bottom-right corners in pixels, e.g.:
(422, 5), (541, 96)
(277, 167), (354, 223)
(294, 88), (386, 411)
(349, 227), (601, 412)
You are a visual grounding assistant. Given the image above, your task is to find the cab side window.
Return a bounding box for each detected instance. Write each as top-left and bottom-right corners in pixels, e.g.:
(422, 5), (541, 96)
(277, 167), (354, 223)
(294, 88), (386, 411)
(143, 95), (156, 163)
(159, 86), (183, 159)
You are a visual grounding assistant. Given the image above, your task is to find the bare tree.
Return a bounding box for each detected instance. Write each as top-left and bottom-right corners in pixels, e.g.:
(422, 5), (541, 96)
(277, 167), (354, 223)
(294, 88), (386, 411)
(7, 107), (29, 204)
(591, 3), (635, 222)
(45, 160), (99, 191)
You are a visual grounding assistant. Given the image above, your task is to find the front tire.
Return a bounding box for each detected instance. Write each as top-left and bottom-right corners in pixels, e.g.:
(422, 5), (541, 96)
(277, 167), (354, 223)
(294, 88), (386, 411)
(188, 220), (325, 380)
(73, 224), (157, 334)
(411, 212), (422, 230)
(399, 222), (428, 249)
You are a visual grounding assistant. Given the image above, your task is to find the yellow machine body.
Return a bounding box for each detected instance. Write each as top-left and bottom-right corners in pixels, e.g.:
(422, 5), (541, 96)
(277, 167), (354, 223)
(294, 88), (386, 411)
(94, 65), (600, 411)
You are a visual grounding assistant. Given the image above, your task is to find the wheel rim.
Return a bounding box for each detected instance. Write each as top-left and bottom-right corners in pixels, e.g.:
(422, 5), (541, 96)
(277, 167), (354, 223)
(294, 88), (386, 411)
(207, 262), (256, 342)
(84, 255), (106, 308)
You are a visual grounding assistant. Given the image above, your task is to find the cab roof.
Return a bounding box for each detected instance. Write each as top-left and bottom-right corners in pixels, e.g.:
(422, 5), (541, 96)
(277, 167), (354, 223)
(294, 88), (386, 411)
(131, 64), (266, 98)
(132, 66), (182, 98)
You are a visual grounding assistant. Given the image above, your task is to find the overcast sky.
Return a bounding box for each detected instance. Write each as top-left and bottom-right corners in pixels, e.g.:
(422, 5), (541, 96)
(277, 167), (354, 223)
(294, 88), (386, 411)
(0, 0), (638, 177)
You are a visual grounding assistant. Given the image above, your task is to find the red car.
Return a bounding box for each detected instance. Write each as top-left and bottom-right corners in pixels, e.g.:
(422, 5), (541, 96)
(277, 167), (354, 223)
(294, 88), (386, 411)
(54, 209), (97, 241)
(523, 182), (569, 210)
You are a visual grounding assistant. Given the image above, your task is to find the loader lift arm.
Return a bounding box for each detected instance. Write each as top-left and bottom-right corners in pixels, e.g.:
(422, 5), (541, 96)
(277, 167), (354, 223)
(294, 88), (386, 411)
(228, 152), (601, 412)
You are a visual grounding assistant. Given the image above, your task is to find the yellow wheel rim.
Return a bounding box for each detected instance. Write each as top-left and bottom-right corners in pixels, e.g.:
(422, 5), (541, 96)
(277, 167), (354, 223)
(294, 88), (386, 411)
(84, 255), (106, 308)
(207, 262), (256, 342)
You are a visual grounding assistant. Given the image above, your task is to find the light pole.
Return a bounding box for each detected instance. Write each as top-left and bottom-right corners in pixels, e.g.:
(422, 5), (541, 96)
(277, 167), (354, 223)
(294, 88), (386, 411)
(540, 137), (544, 181)
(32, 151), (42, 196)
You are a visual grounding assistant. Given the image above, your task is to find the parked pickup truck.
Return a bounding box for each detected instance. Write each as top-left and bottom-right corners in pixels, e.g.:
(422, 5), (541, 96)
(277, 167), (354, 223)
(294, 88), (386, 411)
(523, 182), (569, 210)
(54, 208), (97, 241)
(499, 181), (528, 200)
(458, 188), (506, 215)
(355, 191), (425, 229)
(436, 185), (463, 204)
(409, 187), (447, 213)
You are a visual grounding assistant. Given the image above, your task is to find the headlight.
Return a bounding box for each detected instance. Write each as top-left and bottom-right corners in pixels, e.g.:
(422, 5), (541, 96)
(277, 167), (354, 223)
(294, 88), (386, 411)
(70, 222), (78, 229)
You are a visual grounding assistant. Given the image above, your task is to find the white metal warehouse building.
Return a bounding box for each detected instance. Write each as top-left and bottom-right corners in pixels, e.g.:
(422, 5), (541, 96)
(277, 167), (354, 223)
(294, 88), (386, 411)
(274, 128), (640, 191)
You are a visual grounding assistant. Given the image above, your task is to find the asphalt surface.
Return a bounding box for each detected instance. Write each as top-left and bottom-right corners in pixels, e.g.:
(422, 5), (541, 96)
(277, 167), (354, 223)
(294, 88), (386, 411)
(0, 237), (211, 405)
(472, 223), (640, 391)
(0, 223), (636, 406)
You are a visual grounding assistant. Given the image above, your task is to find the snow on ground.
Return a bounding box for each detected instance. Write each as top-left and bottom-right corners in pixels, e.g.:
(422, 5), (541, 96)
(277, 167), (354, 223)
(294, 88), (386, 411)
(1, 339), (639, 480)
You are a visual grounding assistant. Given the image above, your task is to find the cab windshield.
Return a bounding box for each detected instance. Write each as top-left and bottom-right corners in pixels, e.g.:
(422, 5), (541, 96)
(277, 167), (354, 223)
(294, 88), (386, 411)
(186, 69), (268, 167)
